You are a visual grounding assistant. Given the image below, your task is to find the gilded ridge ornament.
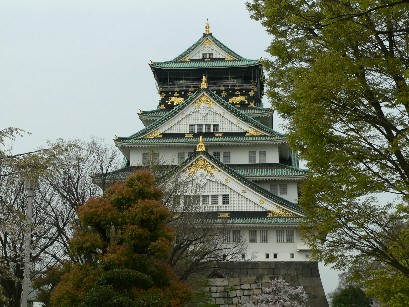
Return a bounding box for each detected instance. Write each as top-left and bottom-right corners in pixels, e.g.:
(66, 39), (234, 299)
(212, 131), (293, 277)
(196, 136), (206, 152)
(167, 97), (185, 105)
(218, 213), (230, 218)
(145, 130), (162, 139)
(267, 207), (296, 217)
(246, 128), (265, 136)
(229, 96), (248, 104)
(195, 95), (214, 108)
(205, 19), (211, 35)
(201, 75), (208, 89)
(225, 56), (234, 61)
(187, 157), (219, 177)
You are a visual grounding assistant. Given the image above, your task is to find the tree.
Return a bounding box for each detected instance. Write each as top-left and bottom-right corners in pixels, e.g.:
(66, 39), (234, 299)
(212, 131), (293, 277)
(50, 170), (193, 306)
(241, 278), (308, 307)
(247, 0), (409, 300)
(332, 286), (372, 307)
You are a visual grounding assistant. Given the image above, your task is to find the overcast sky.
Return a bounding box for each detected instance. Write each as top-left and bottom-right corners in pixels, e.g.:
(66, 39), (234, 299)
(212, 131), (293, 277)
(1, 0), (339, 295)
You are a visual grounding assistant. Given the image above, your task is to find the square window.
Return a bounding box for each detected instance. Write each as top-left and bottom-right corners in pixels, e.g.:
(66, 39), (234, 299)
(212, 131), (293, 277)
(279, 184), (288, 195)
(211, 195), (219, 205)
(189, 124), (195, 133)
(197, 124), (203, 133)
(178, 152), (185, 164)
(202, 195), (209, 206)
(273, 253), (278, 259)
(213, 124), (219, 132)
(213, 152), (221, 160)
(223, 152), (231, 163)
(259, 151), (266, 163)
(265, 253), (270, 259)
(205, 124), (212, 132)
(249, 230), (257, 243)
(290, 253), (294, 259)
(260, 229), (268, 243)
(241, 254), (245, 260)
(249, 151), (256, 163)
(233, 230), (241, 243)
(270, 184), (278, 195)
(222, 194), (229, 205)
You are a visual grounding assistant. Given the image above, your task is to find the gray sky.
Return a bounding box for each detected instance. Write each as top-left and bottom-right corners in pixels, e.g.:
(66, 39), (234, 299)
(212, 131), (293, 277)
(1, 0), (339, 295)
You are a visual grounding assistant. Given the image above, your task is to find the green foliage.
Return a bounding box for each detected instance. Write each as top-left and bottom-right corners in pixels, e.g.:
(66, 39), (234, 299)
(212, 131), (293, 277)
(247, 0), (409, 303)
(332, 286), (371, 307)
(51, 170), (192, 306)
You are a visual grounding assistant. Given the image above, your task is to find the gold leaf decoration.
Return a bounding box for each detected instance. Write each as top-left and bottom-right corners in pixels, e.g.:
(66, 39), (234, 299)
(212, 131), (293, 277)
(246, 128), (265, 136)
(185, 134), (193, 138)
(145, 131), (162, 139)
(218, 212), (230, 218)
(168, 97), (185, 105)
(187, 157), (219, 177)
(229, 96), (248, 104)
(225, 178), (230, 183)
(267, 207), (297, 217)
(195, 95), (214, 108)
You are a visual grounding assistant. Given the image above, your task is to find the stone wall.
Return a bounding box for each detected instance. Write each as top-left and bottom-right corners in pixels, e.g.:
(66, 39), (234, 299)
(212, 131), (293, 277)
(205, 261), (328, 307)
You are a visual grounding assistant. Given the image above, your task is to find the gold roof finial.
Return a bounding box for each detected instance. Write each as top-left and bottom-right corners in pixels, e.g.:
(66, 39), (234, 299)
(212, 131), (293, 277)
(201, 75), (208, 89)
(196, 135), (206, 152)
(205, 19), (211, 35)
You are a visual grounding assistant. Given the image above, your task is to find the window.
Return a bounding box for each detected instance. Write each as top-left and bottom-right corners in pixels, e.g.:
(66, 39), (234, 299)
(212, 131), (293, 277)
(265, 253), (270, 259)
(273, 253), (278, 259)
(189, 124), (195, 133)
(259, 151), (266, 163)
(270, 184), (278, 195)
(213, 124), (219, 132)
(223, 230), (231, 243)
(290, 253), (294, 259)
(183, 195), (195, 211)
(233, 230), (241, 243)
(202, 195), (209, 206)
(249, 151), (256, 163)
(249, 230), (257, 243)
(178, 152), (185, 164)
(223, 152), (230, 163)
(276, 229), (285, 243)
(286, 229), (294, 243)
(211, 195), (219, 205)
(152, 152), (159, 165)
(202, 53), (213, 59)
(205, 124), (212, 132)
(279, 184), (288, 195)
(142, 152), (150, 165)
(197, 124), (203, 133)
(260, 230), (268, 243)
(222, 194), (229, 205)
(241, 254), (245, 260)
(213, 152), (221, 160)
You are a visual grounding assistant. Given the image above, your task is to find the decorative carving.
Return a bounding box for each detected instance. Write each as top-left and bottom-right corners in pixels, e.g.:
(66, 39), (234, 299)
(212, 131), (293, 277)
(145, 130), (162, 139)
(182, 57), (190, 62)
(195, 95), (214, 108)
(167, 97), (185, 105)
(225, 56), (234, 61)
(246, 128), (265, 136)
(248, 102), (255, 108)
(249, 89), (255, 97)
(214, 133), (223, 137)
(205, 19), (211, 35)
(259, 199), (265, 204)
(196, 136), (206, 152)
(187, 157), (219, 177)
(241, 189), (247, 193)
(185, 134), (193, 138)
(218, 213), (230, 218)
(267, 207), (297, 217)
(229, 96), (248, 104)
(221, 91), (227, 97)
(160, 92), (166, 98)
(160, 104), (165, 109)
(173, 91), (179, 97)
(225, 178), (230, 183)
(203, 38), (213, 46)
(201, 75), (208, 89)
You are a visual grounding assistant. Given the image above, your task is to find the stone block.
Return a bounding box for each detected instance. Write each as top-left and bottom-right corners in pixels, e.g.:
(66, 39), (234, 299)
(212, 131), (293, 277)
(210, 286), (219, 292)
(251, 283), (261, 289)
(232, 297), (239, 304)
(228, 277), (240, 286)
(216, 298), (225, 304)
(243, 290), (253, 295)
(240, 296), (250, 303)
(210, 278), (229, 286)
(241, 276), (256, 284)
(253, 288), (262, 295)
(236, 290), (243, 296)
(211, 292), (220, 298)
(241, 284), (251, 289)
(228, 291), (236, 298)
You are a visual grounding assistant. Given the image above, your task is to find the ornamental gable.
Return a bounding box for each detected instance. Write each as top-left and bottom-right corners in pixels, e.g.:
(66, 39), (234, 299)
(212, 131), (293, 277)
(175, 155), (302, 217)
(182, 37), (237, 61)
(147, 93), (266, 136)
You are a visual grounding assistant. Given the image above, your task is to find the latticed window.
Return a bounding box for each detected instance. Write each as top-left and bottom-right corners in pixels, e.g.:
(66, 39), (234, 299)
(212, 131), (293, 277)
(211, 195), (219, 205)
(249, 230), (257, 243)
(152, 152), (159, 165)
(223, 152), (230, 163)
(232, 230), (241, 243)
(205, 124), (211, 132)
(260, 229), (268, 243)
(222, 194), (229, 205)
(270, 184), (278, 195)
(279, 184), (288, 195)
(189, 124), (195, 133)
(213, 124), (219, 132)
(286, 229), (294, 243)
(142, 152), (150, 165)
(276, 229), (285, 243)
(197, 124), (203, 133)
(178, 152), (185, 164)
(213, 152), (221, 160)
(223, 230), (231, 243)
(249, 151), (256, 163)
(202, 195), (209, 206)
(259, 151), (266, 163)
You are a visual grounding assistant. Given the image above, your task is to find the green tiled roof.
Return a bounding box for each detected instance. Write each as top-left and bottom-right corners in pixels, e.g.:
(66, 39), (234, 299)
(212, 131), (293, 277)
(139, 107), (272, 118)
(206, 217), (303, 224)
(150, 60), (260, 69)
(230, 164), (307, 178)
(175, 151), (304, 216)
(116, 89), (285, 142)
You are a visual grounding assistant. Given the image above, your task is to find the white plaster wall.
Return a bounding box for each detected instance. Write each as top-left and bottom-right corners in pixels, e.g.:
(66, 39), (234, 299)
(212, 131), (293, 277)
(257, 181), (299, 203)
